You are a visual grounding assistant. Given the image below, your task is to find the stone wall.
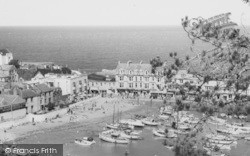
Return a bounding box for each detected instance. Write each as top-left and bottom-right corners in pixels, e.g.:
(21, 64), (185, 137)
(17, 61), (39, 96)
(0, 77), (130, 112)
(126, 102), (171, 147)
(0, 108), (26, 122)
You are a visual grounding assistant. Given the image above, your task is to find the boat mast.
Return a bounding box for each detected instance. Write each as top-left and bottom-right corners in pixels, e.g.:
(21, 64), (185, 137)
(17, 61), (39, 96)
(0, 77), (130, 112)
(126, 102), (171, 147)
(113, 104), (115, 124)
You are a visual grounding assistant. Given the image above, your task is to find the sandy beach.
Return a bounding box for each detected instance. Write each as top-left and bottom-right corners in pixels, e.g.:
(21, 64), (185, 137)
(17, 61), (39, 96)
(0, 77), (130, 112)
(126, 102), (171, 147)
(1, 96), (160, 144)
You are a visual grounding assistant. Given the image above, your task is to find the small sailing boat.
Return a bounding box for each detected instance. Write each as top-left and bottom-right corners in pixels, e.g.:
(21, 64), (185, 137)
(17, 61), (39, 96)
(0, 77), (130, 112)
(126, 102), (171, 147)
(75, 137), (96, 146)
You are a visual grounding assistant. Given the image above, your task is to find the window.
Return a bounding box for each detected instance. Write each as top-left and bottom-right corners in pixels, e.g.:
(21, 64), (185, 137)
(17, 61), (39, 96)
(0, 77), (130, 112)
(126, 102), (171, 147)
(135, 83), (138, 88)
(152, 77), (154, 81)
(152, 83), (154, 89)
(145, 71), (148, 75)
(100, 83), (102, 86)
(120, 83), (124, 87)
(145, 77), (149, 81)
(157, 78), (160, 82)
(80, 87), (83, 92)
(120, 76), (124, 81)
(30, 97), (33, 103)
(190, 81), (194, 84)
(180, 79), (183, 83)
(129, 83), (133, 88)
(79, 80), (82, 85)
(229, 94), (232, 98)
(129, 70), (132, 75)
(145, 83), (149, 88)
(129, 77), (133, 81)
(140, 77), (142, 81)
(140, 83), (142, 88)
(135, 77), (137, 81)
(73, 82), (76, 87)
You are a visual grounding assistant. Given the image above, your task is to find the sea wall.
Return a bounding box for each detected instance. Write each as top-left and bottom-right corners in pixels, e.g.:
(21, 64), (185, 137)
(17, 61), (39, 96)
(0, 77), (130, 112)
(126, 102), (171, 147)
(0, 109), (26, 122)
(0, 108), (69, 130)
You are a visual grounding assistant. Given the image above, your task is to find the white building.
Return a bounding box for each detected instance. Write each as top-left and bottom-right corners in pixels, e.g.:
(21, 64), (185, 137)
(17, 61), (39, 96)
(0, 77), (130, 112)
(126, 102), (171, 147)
(172, 70), (201, 86)
(201, 81), (226, 92)
(26, 72), (88, 96)
(0, 49), (13, 65)
(88, 73), (116, 94)
(115, 61), (165, 96)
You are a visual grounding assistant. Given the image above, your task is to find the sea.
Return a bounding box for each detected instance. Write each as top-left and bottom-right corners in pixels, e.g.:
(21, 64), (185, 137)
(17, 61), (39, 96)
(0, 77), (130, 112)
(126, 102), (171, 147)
(0, 26), (205, 73)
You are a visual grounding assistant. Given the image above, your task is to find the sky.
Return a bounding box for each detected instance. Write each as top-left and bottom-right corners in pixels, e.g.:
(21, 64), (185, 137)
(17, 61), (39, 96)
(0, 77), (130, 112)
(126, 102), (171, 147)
(0, 0), (249, 26)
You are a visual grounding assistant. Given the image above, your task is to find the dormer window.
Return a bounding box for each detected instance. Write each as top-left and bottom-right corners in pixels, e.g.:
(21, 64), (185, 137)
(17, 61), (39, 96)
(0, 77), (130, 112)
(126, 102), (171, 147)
(145, 71), (148, 75)
(129, 70), (132, 75)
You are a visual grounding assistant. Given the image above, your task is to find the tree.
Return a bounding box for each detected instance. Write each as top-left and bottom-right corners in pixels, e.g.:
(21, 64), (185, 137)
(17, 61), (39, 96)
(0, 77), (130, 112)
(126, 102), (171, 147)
(61, 67), (72, 74)
(150, 56), (163, 73)
(171, 10), (250, 156)
(245, 104), (250, 115)
(8, 59), (20, 69)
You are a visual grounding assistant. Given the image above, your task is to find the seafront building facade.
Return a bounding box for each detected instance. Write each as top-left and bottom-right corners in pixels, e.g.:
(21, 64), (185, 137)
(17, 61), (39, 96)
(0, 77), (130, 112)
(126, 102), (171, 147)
(88, 73), (116, 94)
(26, 72), (88, 96)
(115, 61), (166, 96)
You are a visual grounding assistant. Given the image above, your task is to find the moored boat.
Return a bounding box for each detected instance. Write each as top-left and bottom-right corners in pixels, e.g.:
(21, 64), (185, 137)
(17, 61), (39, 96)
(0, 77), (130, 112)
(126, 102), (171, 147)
(153, 129), (166, 137)
(120, 119), (145, 127)
(106, 123), (119, 129)
(99, 133), (129, 144)
(75, 137), (96, 146)
(142, 118), (161, 126)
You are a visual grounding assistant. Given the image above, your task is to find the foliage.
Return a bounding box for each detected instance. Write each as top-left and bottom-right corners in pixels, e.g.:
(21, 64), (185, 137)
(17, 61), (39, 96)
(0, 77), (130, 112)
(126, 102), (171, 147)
(234, 105), (244, 116)
(245, 104), (250, 115)
(150, 56), (163, 73)
(226, 105), (235, 115)
(185, 103), (190, 110)
(194, 95), (202, 103)
(17, 68), (37, 81)
(61, 67), (72, 74)
(47, 102), (55, 111)
(8, 59), (20, 69)
(173, 136), (209, 156)
(175, 99), (184, 111)
(218, 100), (225, 108)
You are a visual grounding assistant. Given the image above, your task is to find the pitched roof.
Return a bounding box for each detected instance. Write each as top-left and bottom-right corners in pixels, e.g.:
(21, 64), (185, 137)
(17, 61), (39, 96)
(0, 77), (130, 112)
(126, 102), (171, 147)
(0, 94), (25, 107)
(21, 89), (39, 98)
(0, 49), (11, 55)
(34, 83), (54, 93)
(17, 69), (37, 81)
(203, 81), (226, 87)
(88, 73), (115, 82)
(115, 61), (152, 72)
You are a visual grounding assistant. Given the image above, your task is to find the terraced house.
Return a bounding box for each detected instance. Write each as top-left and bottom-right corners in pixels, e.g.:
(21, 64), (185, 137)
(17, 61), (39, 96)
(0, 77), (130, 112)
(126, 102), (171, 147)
(115, 61), (165, 96)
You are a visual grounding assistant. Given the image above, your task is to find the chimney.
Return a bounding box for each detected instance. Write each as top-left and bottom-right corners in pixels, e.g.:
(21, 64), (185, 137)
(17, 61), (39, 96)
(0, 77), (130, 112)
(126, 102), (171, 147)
(140, 61), (143, 64)
(127, 60), (132, 66)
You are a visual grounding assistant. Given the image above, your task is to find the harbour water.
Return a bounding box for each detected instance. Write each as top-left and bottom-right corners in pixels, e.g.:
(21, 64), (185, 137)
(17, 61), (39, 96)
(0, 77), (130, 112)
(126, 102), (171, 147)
(65, 128), (174, 156)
